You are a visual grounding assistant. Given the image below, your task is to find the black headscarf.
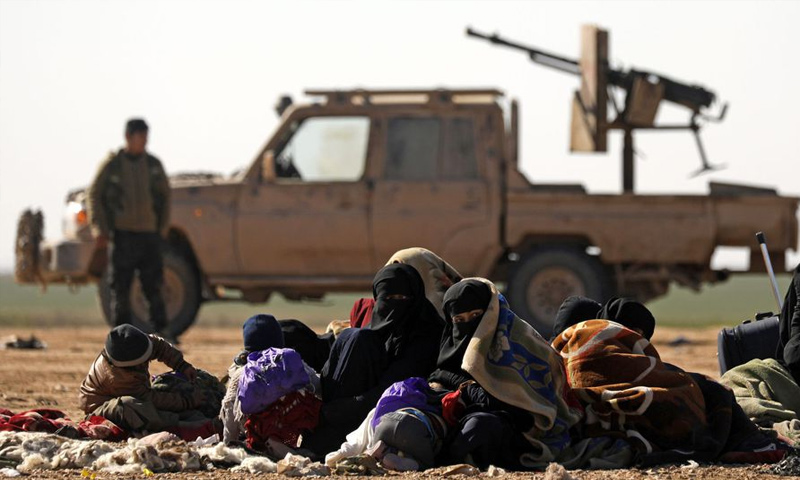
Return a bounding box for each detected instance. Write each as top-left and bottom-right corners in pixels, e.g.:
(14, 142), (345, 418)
(551, 296), (602, 341)
(370, 263), (441, 358)
(436, 280), (493, 376)
(597, 296), (656, 340)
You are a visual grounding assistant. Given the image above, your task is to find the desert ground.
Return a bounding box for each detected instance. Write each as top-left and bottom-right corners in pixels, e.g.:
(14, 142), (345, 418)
(0, 275), (796, 478)
(0, 325), (792, 479)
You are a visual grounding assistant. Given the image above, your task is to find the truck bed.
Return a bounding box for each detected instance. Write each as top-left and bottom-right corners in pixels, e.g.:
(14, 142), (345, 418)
(506, 188), (798, 266)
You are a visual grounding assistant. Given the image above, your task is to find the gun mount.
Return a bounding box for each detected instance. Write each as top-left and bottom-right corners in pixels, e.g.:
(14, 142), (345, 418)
(467, 26), (729, 192)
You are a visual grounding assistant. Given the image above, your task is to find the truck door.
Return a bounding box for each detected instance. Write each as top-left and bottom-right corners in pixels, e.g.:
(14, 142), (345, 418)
(236, 115), (373, 276)
(371, 113), (499, 274)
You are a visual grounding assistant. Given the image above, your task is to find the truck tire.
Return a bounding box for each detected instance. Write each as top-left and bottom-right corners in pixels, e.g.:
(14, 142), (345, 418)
(98, 247), (201, 337)
(506, 247), (612, 337)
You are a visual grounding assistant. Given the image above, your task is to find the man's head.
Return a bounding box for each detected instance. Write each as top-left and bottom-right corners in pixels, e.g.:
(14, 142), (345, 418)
(124, 118), (149, 155)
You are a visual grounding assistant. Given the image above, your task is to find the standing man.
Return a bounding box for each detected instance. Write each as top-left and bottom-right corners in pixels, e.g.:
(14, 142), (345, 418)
(88, 118), (172, 339)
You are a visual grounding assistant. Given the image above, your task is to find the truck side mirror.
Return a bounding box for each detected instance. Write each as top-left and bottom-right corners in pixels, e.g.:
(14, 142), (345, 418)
(261, 150), (276, 183)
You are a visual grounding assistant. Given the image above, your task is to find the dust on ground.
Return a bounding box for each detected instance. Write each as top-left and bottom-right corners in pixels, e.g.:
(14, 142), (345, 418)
(0, 325), (786, 479)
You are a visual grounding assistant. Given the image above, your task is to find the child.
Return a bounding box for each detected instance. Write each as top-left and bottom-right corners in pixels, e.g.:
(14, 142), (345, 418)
(325, 377), (447, 471)
(220, 314), (321, 448)
(78, 325), (209, 437)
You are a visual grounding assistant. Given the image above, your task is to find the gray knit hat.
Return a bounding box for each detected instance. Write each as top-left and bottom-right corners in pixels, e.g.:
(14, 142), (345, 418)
(105, 325), (153, 367)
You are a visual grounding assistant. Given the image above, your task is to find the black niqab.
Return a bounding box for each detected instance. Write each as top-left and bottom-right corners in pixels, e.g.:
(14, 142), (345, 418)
(370, 263), (440, 358)
(551, 296), (602, 340)
(436, 280), (493, 375)
(597, 296), (656, 340)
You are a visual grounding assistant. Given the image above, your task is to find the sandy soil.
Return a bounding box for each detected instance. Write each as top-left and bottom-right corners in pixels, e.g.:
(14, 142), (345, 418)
(4, 464), (788, 480)
(0, 325), (789, 479)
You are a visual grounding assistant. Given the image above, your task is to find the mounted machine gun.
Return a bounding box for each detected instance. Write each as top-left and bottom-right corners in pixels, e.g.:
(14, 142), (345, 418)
(467, 26), (728, 192)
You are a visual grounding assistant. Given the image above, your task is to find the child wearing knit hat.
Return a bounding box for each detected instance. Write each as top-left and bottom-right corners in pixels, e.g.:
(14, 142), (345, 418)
(220, 314), (321, 446)
(78, 325), (210, 437)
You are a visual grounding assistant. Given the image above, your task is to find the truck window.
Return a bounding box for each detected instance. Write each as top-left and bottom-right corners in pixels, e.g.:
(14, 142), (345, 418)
(385, 117), (440, 180)
(442, 118), (478, 179)
(274, 116), (369, 182)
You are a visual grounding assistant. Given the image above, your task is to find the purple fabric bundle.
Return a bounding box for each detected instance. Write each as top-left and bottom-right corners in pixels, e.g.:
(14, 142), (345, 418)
(238, 347), (310, 415)
(371, 377), (436, 430)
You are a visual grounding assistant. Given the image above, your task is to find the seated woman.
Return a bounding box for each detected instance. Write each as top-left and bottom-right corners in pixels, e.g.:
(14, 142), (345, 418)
(597, 297), (656, 340)
(550, 295), (602, 341)
(430, 279), (582, 469)
(220, 314), (321, 451)
(281, 248), (462, 369)
(776, 263), (800, 383)
(720, 264), (800, 443)
(278, 319), (337, 373)
(302, 263), (444, 455)
(554, 297), (787, 465)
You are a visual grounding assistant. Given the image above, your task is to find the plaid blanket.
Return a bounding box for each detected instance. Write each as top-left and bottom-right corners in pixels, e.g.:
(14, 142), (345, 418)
(552, 320), (708, 459)
(461, 279), (583, 467)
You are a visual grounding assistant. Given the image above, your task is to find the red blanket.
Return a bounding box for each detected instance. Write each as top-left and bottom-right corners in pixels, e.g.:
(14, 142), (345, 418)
(244, 390), (321, 450)
(349, 298), (374, 328)
(0, 408), (127, 441)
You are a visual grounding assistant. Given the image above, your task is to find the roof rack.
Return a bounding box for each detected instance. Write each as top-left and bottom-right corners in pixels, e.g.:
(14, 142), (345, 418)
(304, 88), (503, 105)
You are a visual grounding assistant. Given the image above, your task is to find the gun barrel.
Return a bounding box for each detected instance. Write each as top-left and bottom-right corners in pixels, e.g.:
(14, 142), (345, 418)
(466, 28), (581, 76)
(467, 27), (717, 111)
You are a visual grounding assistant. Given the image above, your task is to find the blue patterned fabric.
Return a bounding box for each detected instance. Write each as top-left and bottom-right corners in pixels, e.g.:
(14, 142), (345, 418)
(462, 280), (583, 467)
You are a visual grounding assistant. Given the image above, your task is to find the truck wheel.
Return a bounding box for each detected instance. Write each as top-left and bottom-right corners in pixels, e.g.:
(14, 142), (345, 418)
(506, 247), (611, 337)
(98, 248), (201, 337)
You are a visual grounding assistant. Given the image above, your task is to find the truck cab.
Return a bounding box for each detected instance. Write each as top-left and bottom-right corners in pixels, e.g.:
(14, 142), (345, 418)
(230, 89), (504, 280)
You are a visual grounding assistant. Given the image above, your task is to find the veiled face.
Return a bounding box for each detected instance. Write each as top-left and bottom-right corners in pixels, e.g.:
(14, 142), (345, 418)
(370, 263), (424, 333)
(385, 293), (410, 300)
(452, 309), (484, 324)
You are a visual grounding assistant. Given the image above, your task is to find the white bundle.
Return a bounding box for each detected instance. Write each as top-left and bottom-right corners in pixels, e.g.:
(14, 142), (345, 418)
(0, 431), (305, 475)
(92, 436), (201, 473)
(231, 456), (278, 474)
(197, 442), (250, 465)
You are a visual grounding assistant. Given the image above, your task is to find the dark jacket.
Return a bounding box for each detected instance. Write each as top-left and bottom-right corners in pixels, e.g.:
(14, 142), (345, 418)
(88, 149), (170, 236)
(777, 265), (800, 382)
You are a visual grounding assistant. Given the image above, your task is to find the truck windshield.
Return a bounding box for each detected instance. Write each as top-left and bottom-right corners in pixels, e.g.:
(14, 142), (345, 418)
(274, 116), (369, 182)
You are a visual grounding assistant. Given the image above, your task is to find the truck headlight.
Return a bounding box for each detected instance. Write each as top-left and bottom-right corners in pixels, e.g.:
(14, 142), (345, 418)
(63, 201), (88, 238)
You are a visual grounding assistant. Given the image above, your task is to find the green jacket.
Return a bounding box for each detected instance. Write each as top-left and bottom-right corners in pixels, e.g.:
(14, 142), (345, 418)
(88, 149), (170, 236)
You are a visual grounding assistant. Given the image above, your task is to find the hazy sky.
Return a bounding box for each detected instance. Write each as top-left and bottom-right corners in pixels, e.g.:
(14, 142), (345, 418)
(1, 0), (798, 274)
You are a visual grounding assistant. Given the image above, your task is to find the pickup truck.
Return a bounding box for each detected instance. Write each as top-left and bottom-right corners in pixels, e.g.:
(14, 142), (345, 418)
(15, 88), (799, 335)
